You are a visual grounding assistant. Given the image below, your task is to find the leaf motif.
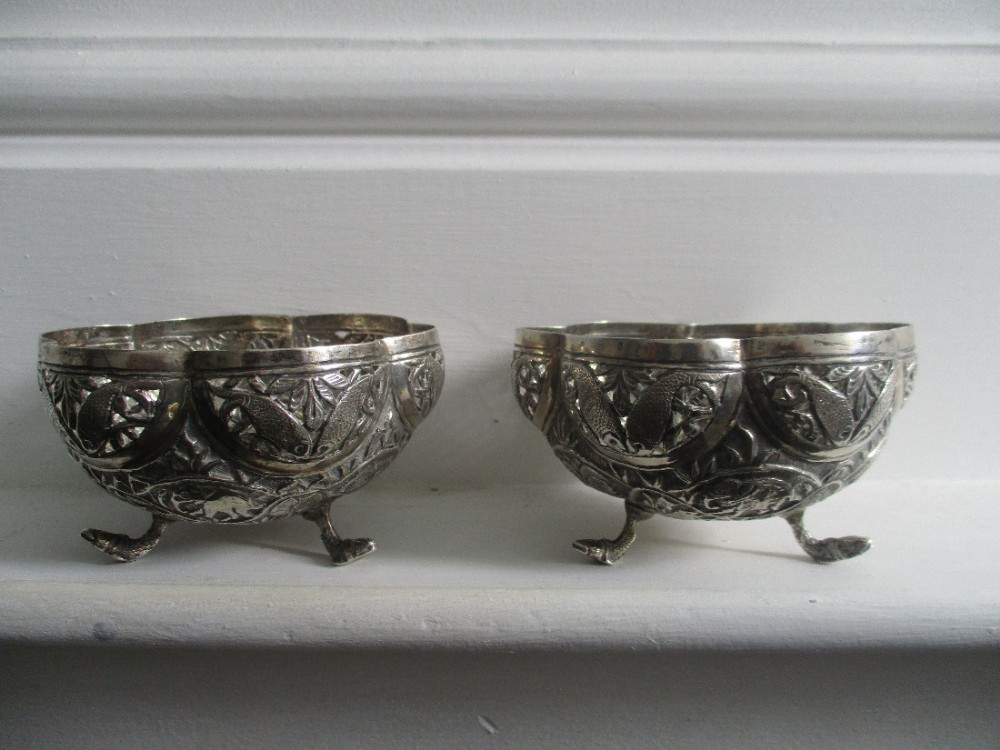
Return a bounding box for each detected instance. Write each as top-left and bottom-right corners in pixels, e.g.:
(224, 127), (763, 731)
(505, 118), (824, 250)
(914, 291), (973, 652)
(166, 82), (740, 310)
(65, 378), (87, 408)
(236, 394), (311, 456)
(854, 368), (895, 439)
(287, 381), (307, 412)
(566, 363), (624, 448)
(76, 381), (122, 451)
(123, 380), (162, 411)
(846, 370), (866, 397)
(42, 370), (62, 398)
(318, 375), (374, 451)
(867, 362), (891, 382)
(303, 389), (324, 431)
(852, 380), (874, 420)
(826, 365), (857, 383)
(760, 449), (782, 465)
(412, 356), (444, 412)
(689, 457), (702, 482)
(313, 377), (340, 406)
(249, 376), (268, 394)
(420, 356), (444, 393)
(266, 376), (300, 395)
(859, 364), (891, 420)
(803, 375), (855, 446)
(684, 466), (822, 517)
(626, 371), (694, 449)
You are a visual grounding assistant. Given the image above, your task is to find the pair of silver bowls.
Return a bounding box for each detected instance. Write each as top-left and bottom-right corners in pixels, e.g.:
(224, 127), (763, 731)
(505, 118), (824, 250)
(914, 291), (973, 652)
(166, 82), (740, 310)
(39, 314), (915, 567)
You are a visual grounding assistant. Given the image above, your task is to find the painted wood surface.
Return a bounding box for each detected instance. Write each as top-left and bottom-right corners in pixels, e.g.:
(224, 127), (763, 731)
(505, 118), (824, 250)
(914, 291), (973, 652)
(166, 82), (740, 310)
(3, 138), (998, 492)
(2, 481), (997, 649)
(3, 39), (998, 138)
(5, 0), (999, 42)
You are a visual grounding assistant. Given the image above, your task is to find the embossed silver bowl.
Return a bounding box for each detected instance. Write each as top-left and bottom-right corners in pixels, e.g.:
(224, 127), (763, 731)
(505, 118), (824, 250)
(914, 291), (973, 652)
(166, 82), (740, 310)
(513, 322), (915, 565)
(39, 314), (444, 564)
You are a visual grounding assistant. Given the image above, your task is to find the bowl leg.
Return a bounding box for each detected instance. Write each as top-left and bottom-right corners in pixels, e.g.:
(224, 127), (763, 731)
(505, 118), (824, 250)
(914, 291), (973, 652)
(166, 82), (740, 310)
(784, 509), (871, 563)
(573, 503), (653, 565)
(302, 501), (376, 566)
(81, 515), (173, 562)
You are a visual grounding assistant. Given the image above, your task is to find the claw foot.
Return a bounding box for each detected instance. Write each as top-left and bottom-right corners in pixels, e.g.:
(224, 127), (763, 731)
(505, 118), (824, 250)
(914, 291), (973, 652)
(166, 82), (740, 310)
(799, 535), (871, 563)
(573, 538), (622, 565)
(81, 516), (172, 562)
(303, 502), (376, 567)
(573, 504), (650, 565)
(324, 537), (377, 566)
(785, 510), (871, 564)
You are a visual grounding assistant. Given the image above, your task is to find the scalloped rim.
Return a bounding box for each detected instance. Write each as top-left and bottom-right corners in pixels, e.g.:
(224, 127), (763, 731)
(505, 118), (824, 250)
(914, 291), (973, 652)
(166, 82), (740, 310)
(39, 314), (439, 372)
(515, 322), (914, 364)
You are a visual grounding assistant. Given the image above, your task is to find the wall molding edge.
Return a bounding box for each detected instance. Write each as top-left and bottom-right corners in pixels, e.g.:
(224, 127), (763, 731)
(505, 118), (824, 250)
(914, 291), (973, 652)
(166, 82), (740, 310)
(2, 38), (998, 138)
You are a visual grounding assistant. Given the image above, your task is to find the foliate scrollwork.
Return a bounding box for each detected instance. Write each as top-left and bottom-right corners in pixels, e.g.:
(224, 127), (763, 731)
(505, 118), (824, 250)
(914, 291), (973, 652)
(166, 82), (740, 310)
(139, 327), (395, 351)
(40, 315), (443, 562)
(560, 359), (738, 461)
(514, 323), (913, 564)
(301, 330), (384, 346)
(748, 360), (896, 459)
(901, 356), (917, 406)
(45, 358), (421, 525)
(40, 368), (186, 466)
(81, 423), (272, 523)
(546, 378), (892, 522)
(196, 366), (386, 468)
(553, 445), (633, 501)
(391, 348), (444, 428)
(140, 330), (281, 351)
(407, 349), (445, 418)
(511, 352), (551, 422)
(629, 466), (821, 520)
(82, 381), (412, 525)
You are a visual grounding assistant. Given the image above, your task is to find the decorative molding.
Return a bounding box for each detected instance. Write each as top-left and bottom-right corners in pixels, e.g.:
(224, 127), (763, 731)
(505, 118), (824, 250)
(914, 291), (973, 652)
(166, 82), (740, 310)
(5, 135), (1000, 173)
(2, 38), (998, 138)
(5, 1), (999, 45)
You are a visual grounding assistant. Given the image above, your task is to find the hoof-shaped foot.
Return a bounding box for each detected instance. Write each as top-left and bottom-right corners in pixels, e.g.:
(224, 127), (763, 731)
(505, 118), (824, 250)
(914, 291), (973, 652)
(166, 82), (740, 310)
(81, 516), (171, 562)
(324, 537), (377, 566)
(786, 510), (871, 564)
(573, 505), (648, 565)
(573, 538), (621, 565)
(800, 535), (871, 564)
(304, 503), (376, 567)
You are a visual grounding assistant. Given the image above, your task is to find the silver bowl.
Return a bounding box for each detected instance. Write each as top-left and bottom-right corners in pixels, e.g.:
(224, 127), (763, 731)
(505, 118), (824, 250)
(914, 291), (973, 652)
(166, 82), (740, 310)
(39, 313), (444, 564)
(513, 322), (915, 565)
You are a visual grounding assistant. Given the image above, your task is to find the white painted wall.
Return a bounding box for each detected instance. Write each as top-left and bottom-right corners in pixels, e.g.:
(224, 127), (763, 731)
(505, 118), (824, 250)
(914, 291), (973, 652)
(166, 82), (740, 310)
(4, 1), (999, 42)
(3, 138), (998, 493)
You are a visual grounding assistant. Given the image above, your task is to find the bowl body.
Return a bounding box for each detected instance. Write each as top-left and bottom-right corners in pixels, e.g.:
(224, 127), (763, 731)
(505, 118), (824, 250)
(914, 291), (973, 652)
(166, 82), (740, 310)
(40, 314), (444, 524)
(513, 322), (915, 521)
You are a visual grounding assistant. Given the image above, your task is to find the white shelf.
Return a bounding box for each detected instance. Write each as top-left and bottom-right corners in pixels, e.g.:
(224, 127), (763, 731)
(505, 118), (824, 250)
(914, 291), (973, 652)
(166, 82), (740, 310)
(2, 480), (996, 651)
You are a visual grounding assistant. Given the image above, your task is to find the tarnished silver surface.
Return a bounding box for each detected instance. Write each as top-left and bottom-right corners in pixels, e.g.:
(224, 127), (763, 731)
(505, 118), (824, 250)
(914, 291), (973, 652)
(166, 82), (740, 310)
(39, 314), (444, 564)
(513, 322), (915, 565)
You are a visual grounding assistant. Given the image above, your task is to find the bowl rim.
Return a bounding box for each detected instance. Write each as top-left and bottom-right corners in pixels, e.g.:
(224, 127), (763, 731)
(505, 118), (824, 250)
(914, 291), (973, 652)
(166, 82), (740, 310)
(39, 313), (439, 373)
(514, 321), (914, 363)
